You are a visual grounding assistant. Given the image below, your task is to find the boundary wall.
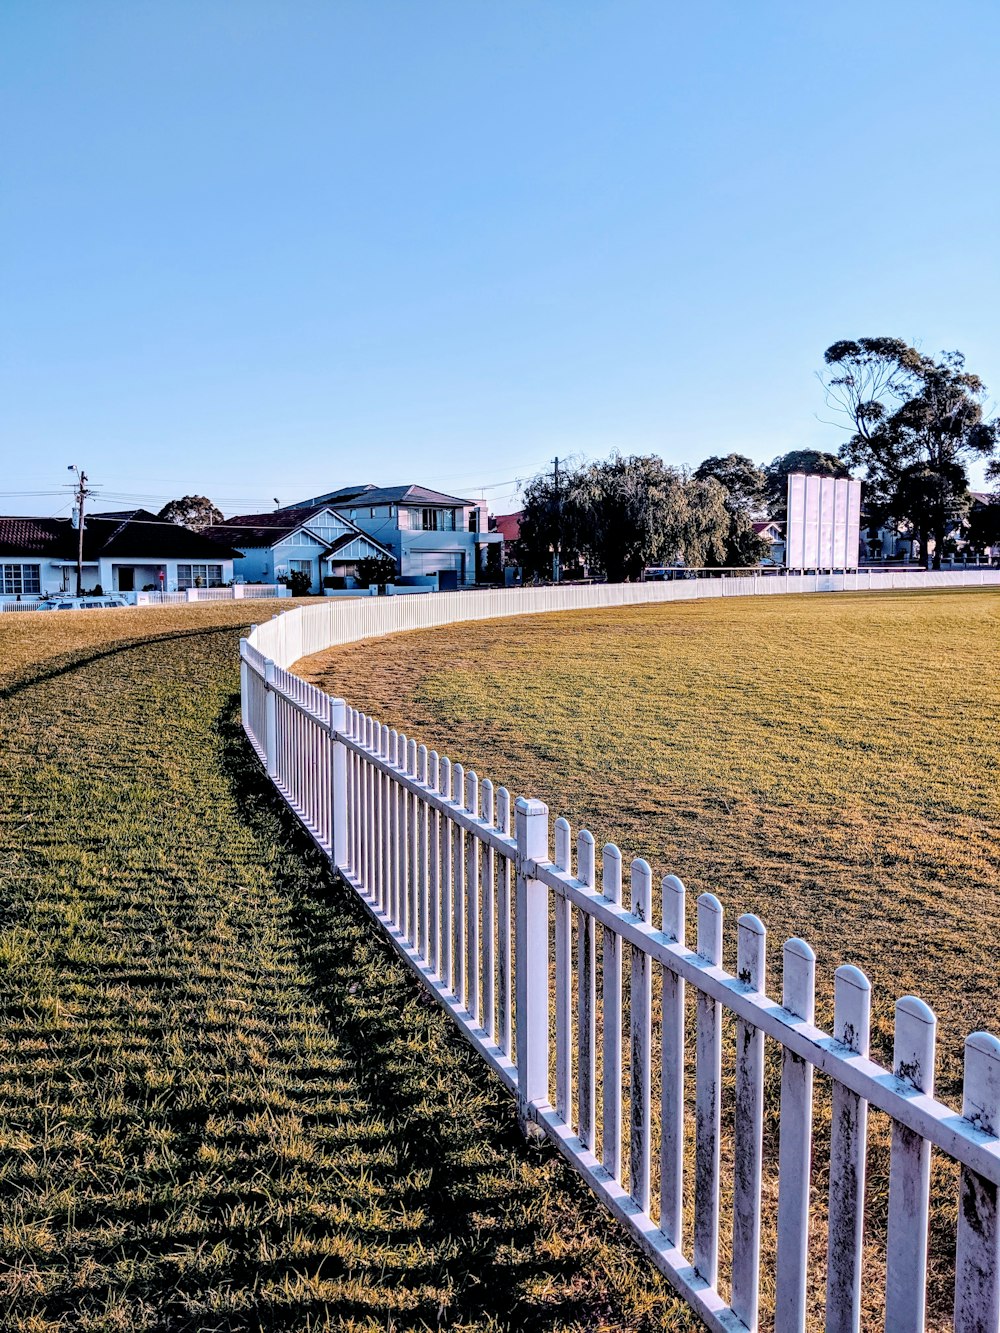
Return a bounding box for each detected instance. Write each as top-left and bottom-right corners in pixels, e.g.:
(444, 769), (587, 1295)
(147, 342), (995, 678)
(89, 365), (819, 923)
(242, 569), (1000, 1332)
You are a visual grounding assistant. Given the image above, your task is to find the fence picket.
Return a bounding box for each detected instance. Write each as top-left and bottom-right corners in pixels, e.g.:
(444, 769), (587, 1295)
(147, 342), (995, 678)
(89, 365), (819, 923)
(660, 873), (686, 1248)
(602, 844), (623, 1181)
(453, 762), (466, 1006)
(577, 829), (597, 1151)
(554, 817), (573, 1125)
(428, 751), (440, 975)
(732, 913), (765, 1332)
(629, 858), (652, 1213)
(694, 892), (723, 1287)
(497, 787), (513, 1058)
(481, 780), (496, 1042)
(826, 964), (871, 1333)
(465, 770), (480, 1022)
(406, 737), (417, 943)
(416, 743), (427, 957)
(886, 996), (937, 1333)
(775, 937), (816, 1333)
(439, 757), (452, 989)
(954, 1032), (1000, 1333)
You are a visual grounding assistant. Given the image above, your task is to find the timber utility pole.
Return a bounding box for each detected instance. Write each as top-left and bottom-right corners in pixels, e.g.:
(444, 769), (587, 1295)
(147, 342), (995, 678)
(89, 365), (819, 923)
(551, 456), (561, 583)
(68, 465), (89, 596)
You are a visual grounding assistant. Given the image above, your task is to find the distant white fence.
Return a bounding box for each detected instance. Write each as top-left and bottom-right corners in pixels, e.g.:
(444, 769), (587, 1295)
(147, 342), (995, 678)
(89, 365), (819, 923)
(0, 599), (44, 613)
(242, 570), (1000, 1331)
(136, 584), (285, 605)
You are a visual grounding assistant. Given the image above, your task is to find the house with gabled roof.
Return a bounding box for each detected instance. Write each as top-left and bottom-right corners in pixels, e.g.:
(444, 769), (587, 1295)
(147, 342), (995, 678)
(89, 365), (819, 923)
(277, 484), (503, 587)
(206, 505), (396, 592)
(0, 509), (242, 597)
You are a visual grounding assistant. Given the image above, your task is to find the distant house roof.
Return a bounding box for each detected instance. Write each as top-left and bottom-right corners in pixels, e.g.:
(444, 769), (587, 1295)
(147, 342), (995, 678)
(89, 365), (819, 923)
(752, 521), (782, 537)
(284, 484), (475, 509)
(492, 512), (522, 543)
(207, 505), (394, 557)
(0, 509), (242, 561)
(207, 506), (332, 548)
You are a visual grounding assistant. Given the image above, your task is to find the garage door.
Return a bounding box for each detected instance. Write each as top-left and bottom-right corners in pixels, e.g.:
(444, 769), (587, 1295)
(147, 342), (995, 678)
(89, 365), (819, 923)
(407, 550), (465, 578)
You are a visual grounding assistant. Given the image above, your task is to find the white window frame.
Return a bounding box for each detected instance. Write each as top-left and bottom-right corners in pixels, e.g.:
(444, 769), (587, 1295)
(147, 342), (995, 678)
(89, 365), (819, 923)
(177, 563), (224, 589)
(0, 563), (41, 596)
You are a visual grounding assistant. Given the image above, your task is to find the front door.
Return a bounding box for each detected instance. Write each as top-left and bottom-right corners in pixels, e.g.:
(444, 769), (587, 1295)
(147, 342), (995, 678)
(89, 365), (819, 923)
(117, 567), (135, 592)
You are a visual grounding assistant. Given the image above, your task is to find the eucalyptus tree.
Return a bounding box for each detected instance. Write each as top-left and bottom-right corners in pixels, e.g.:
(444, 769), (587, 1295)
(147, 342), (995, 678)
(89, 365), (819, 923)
(821, 339), (999, 567)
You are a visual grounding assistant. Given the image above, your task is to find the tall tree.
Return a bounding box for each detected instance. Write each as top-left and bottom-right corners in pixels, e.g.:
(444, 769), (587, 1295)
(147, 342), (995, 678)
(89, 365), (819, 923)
(694, 453), (771, 564)
(514, 455), (729, 580)
(157, 495), (223, 531)
(763, 449), (849, 518)
(821, 340), (999, 568)
(694, 453), (767, 515)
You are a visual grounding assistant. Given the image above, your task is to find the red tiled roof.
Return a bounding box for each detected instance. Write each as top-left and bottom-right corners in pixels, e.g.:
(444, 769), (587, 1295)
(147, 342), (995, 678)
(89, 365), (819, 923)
(492, 512), (522, 542)
(0, 510), (242, 561)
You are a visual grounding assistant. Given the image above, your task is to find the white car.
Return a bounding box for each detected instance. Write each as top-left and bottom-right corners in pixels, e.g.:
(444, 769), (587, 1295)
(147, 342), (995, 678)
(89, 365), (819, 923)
(36, 595), (130, 611)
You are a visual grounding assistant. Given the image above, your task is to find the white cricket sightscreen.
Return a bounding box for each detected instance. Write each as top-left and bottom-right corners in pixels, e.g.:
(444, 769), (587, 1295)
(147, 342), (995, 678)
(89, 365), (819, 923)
(786, 472), (862, 569)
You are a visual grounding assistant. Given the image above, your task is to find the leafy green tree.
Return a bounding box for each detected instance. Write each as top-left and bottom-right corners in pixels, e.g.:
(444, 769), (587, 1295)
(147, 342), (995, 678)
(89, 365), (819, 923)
(157, 495), (223, 531)
(355, 555), (398, 587)
(763, 450), (849, 518)
(512, 466), (585, 579)
(514, 455), (729, 580)
(694, 454), (767, 515)
(822, 339), (999, 568)
(694, 453), (771, 564)
(966, 496), (1000, 557)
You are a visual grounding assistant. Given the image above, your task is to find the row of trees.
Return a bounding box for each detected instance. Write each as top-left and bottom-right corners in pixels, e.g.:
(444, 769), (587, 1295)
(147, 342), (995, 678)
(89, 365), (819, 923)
(513, 448), (855, 581)
(513, 339), (999, 579)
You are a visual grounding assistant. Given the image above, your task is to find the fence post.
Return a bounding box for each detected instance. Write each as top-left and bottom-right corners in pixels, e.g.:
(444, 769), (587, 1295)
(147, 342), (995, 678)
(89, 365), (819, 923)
(329, 697), (348, 870)
(264, 660), (278, 778)
(954, 1032), (1000, 1332)
(515, 796), (549, 1135)
(239, 638), (249, 736)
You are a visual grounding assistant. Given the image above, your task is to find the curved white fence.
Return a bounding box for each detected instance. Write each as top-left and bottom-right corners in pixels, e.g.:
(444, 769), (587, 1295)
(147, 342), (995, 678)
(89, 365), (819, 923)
(242, 571), (1000, 1332)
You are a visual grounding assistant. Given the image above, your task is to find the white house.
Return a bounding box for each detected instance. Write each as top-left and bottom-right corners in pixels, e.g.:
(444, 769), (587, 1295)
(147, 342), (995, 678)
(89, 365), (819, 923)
(0, 509), (242, 597)
(208, 505), (397, 592)
(752, 520), (785, 564)
(281, 484), (504, 588)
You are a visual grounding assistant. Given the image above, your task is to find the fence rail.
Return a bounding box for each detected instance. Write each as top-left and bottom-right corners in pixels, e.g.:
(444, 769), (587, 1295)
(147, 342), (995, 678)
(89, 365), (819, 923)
(242, 570), (1000, 1331)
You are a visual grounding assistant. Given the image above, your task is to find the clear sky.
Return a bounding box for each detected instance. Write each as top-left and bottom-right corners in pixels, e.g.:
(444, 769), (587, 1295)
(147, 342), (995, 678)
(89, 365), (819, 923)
(2, 1), (999, 518)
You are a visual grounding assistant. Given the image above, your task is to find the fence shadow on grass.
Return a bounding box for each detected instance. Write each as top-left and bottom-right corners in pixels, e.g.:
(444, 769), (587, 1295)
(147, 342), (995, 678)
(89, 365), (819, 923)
(212, 693), (686, 1332)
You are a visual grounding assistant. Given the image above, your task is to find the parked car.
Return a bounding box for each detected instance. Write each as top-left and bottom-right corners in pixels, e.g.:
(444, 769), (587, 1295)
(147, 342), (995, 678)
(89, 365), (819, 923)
(36, 595), (130, 611)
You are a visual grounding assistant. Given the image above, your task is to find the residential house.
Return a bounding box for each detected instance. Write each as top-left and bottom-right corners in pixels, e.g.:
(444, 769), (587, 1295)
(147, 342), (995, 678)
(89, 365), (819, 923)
(0, 509), (242, 598)
(208, 505), (396, 593)
(279, 484), (503, 587)
(751, 520), (785, 564)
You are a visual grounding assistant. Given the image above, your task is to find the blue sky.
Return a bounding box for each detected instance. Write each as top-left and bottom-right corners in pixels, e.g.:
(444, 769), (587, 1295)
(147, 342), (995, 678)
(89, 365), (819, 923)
(2, 1), (999, 518)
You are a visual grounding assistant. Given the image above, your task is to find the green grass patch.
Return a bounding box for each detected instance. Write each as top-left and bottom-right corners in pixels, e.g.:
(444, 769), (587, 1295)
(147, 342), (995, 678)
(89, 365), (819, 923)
(0, 605), (694, 1332)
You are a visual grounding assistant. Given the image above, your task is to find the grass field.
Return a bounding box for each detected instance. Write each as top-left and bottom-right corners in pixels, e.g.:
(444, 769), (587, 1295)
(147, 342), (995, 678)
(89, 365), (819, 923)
(0, 603), (695, 1333)
(297, 587), (1000, 1326)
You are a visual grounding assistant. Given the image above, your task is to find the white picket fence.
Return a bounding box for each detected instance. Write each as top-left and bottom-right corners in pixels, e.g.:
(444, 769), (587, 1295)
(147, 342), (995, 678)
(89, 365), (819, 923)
(136, 584), (284, 605)
(241, 571), (1000, 1332)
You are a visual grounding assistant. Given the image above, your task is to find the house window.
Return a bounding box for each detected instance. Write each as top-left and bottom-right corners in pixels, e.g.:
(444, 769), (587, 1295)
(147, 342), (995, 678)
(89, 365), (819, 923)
(0, 563), (41, 595)
(421, 508), (456, 532)
(177, 563), (224, 588)
(289, 559), (312, 577)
